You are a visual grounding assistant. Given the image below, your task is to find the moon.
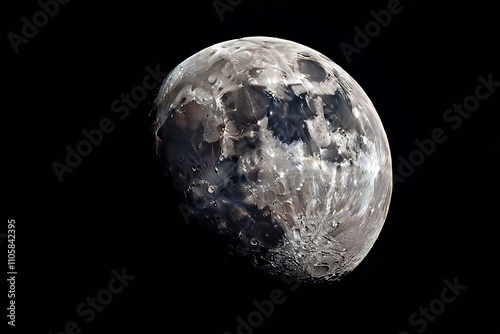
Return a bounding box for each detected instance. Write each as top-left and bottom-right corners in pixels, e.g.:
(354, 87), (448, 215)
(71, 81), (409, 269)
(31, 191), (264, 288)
(153, 36), (392, 282)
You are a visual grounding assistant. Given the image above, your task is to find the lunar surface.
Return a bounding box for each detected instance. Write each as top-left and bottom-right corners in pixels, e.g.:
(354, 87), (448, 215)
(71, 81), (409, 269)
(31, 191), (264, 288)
(153, 37), (392, 282)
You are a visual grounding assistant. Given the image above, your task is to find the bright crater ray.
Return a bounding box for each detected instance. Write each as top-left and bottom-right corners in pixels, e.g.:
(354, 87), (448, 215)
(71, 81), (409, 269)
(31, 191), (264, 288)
(153, 36), (392, 282)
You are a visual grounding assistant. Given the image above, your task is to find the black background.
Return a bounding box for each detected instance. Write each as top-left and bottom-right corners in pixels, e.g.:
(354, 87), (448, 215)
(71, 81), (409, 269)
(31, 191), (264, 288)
(4, 1), (498, 333)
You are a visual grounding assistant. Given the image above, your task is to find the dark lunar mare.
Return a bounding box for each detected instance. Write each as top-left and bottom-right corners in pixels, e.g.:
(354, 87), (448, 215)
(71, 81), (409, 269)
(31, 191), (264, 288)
(155, 79), (362, 256)
(152, 37), (393, 282)
(156, 101), (286, 255)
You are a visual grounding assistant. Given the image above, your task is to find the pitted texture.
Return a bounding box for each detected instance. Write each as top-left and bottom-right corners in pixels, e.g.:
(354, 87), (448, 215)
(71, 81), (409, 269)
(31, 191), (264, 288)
(154, 37), (392, 282)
